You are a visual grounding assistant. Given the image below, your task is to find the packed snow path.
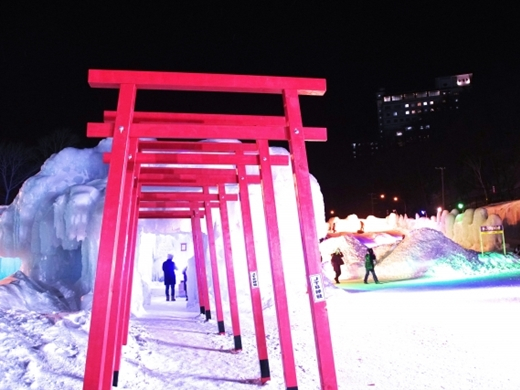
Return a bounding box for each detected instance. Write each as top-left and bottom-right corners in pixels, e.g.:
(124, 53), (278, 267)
(113, 274), (520, 390)
(1, 273), (519, 389)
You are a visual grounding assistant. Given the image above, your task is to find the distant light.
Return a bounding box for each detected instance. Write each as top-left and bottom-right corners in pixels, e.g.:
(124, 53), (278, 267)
(330, 210), (335, 215)
(380, 194), (385, 199)
(420, 210), (426, 215)
(457, 203), (464, 210)
(437, 207), (442, 213)
(393, 196), (398, 201)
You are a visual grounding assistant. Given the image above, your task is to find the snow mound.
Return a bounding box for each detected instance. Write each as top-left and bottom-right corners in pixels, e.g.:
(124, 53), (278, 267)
(0, 271), (74, 312)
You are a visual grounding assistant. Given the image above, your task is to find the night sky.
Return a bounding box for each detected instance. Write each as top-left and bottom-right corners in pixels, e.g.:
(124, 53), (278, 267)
(1, 3), (518, 216)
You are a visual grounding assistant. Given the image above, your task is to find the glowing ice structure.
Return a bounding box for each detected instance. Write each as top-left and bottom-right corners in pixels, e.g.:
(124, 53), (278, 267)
(0, 139), (326, 311)
(329, 205), (506, 253)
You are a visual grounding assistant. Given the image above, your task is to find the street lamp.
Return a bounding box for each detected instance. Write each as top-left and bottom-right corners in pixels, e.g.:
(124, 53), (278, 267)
(435, 167), (445, 210)
(393, 196), (407, 215)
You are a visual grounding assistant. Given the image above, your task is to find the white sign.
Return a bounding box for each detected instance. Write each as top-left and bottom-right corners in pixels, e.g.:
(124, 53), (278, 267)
(309, 274), (325, 302)
(250, 271), (259, 289)
(480, 225), (503, 233)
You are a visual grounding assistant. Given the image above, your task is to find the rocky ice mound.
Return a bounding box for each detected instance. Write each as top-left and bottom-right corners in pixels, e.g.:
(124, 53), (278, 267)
(0, 271), (76, 312)
(377, 228), (480, 280)
(321, 228), (520, 282)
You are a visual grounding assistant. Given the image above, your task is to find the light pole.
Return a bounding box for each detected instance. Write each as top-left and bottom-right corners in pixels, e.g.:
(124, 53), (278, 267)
(435, 167), (445, 210)
(368, 193), (378, 215)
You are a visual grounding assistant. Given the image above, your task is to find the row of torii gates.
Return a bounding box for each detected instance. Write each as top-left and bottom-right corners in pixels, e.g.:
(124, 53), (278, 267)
(83, 69), (338, 389)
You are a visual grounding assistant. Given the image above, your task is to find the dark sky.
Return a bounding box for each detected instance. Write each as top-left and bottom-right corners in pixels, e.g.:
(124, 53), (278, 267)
(1, 3), (518, 215)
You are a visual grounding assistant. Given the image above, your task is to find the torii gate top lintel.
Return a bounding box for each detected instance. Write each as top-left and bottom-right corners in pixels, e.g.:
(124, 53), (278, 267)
(88, 69), (326, 96)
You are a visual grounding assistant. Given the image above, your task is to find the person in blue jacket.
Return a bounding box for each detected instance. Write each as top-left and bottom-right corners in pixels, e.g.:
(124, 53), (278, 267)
(364, 248), (380, 284)
(162, 254), (178, 301)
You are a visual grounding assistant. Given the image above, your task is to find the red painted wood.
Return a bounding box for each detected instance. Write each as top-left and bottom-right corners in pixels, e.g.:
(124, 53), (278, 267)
(103, 151), (289, 168)
(191, 208), (210, 317)
(138, 140), (259, 152)
(111, 138), (138, 379)
(105, 110), (286, 127)
(203, 187), (225, 332)
(140, 167), (238, 177)
(217, 185), (242, 349)
(89, 69), (326, 95)
(139, 200), (220, 209)
(236, 161), (270, 382)
(139, 211), (193, 219)
(256, 140), (298, 388)
(283, 89), (337, 389)
(114, 151), (289, 166)
(138, 173), (242, 185)
(139, 192), (238, 202)
(138, 176), (260, 187)
(120, 169), (140, 347)
(88, 122), (327, 142)
(83, 83), (137, 390)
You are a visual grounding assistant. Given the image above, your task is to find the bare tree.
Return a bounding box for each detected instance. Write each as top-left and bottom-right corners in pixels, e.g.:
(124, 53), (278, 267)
(464, 156), (489, 203)
(0, 142), (38, 204)
(35, 128), (81, 162)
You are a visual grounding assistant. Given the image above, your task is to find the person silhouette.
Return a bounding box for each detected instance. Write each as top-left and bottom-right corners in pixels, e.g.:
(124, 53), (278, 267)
(162, 254), (178, 301)
(364, 248), (380, 284)
(330, 249), (344, 284)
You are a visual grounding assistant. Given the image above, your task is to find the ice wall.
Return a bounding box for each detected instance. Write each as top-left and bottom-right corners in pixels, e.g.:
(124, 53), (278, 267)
(0, 140), (327, 316)
(330, 206), (505, 253)
(0, 141), (111, 297)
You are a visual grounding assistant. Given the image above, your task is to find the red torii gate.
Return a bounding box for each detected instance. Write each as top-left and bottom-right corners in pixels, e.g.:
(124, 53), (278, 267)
(105, 141), (292, 386)
(134, 143), (292, 384)
(84, 69), (337, 390)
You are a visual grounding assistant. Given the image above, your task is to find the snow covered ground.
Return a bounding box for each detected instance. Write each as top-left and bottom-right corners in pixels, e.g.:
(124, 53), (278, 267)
(1, 239), (519, 389)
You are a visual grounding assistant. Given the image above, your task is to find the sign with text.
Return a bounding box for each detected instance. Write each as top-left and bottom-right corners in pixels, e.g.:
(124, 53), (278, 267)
(479, 224), (506, 255)
(250, 271), (259, 289)
(310, 274), (325, 302)
(480, 225), (503, 233)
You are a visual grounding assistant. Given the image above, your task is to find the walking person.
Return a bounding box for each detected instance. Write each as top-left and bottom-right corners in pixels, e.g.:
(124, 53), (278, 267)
(182, 266), (188, 301)
(331, 248), (344, 284)
(364, 248), (380, 284)
(162, 254), (178, 301)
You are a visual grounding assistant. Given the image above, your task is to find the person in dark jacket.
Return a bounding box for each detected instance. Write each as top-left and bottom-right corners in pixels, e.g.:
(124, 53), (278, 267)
(364, 248), (380, 284)
(162, 254), (178, 301)
(330, 248), (344, 284)
(182, 266), (188, 301)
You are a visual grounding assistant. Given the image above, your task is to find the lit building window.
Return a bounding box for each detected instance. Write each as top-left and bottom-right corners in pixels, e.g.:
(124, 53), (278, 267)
(396, 131), (403, 136)
(405, 111), (410, 115)
(411, 110), (416, 114)
(405, 103), (409, 108)
(424, 102), (428, 106)
(417, 102), (422, 106)
(430, 101), (434, 105)
(393, 112), (398, 116)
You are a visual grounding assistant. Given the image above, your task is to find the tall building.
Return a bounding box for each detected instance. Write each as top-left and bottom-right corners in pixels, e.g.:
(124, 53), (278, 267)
(375, 73), (472, 148)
